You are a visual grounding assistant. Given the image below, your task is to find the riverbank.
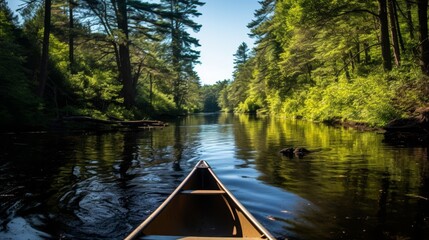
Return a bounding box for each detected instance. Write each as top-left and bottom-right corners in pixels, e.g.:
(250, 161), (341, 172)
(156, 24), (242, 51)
(322, 117), (383, 132)
(322, 107), (429, 146)
(382, 107), (429, 146)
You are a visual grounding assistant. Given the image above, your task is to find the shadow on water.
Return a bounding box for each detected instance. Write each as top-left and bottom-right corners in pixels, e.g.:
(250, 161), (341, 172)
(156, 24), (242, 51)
(0, 128), (192, 239)
(0, 113), (428, 239)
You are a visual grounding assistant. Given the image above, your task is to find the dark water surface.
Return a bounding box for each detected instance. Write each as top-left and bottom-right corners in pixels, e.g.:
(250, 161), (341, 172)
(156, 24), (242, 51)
(1, 113), (428, 239)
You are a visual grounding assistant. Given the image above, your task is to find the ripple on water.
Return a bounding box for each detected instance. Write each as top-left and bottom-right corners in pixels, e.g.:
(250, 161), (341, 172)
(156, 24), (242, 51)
(55, 173), (132, 238)
(0, 217), (51, 240)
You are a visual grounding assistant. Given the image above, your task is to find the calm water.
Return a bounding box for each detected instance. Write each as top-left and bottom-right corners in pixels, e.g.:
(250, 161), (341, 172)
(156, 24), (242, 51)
(0, 113), (428, 239)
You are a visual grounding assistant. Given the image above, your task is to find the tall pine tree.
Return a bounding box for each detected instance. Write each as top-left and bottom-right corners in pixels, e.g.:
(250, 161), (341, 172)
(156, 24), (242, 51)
(161, 0), (204, 111)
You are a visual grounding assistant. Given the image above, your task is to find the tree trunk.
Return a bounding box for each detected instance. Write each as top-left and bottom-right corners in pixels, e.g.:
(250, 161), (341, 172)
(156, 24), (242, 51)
(378, 0), (392, 71)
(116, 0), (135, 107)
(343, 54), (351, 80)
(406, 0), (414, 40)
(364, 42), (371, 64)
(38, 0), (52, 97)
(170, 0), (183, 110)
(418, 0), (429, 75)
(388, 0), (400, 66)
(149, 74), (153, 112)
(69, 0), (75, 74)
(393, 0), (405, 52)
(349, 51), (355, 70)
(356, 41), (361, 64)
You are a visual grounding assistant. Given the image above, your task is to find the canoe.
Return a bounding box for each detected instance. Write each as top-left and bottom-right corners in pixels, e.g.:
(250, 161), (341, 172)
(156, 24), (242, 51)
(125, 160), (275, 239)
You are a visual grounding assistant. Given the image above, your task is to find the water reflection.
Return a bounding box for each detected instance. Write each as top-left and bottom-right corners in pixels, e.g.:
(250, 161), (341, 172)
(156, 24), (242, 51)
(231, 115), (429, 239)
(0, 114), (428, 239)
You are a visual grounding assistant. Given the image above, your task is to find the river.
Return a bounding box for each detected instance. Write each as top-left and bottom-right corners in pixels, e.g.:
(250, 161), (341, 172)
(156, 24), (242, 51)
(0, 113), (428, 239)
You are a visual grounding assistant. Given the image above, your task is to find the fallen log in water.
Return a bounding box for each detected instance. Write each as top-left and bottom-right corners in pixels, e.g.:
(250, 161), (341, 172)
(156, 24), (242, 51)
(117, 119), (167, 127)
(53, 116), (168, 132)
(60, 116), (116, 124)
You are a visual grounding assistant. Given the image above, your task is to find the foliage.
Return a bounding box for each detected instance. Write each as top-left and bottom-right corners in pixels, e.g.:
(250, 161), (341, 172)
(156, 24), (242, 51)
(301, 74), (398, 126)
(217, 0), (429, 127)
(137, 85), (177, 115)
(0, 0), (42, 130)
(3, 0), (429, 129)
(160, 0), (204, 112)
(0, 0), (206, 130)
(201, 80), (229, 112)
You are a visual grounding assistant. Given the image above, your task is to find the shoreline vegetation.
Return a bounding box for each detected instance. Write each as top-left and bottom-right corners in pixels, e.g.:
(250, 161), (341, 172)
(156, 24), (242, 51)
(1, 1), (429, 145)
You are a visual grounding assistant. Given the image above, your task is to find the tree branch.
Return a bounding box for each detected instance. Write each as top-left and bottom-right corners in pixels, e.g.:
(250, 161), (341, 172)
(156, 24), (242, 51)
(335, 43), (380, 77)
(337, 8), (379, 18)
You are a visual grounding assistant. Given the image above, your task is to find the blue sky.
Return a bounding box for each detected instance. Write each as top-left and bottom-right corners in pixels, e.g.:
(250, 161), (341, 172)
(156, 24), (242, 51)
(192, 0), (260, 85)
(6, 0), (260, 85)
(7, 1), (21, 12)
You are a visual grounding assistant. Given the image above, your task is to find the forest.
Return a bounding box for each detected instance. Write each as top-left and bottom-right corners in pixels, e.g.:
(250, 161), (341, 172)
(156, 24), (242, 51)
(214, 0), (429, 127)
(1, 0), (204, 130)
(1, 0), (429, 130)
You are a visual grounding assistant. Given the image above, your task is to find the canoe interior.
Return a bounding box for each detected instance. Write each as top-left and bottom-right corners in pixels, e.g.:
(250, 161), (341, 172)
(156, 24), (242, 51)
(137, 165), (268, 239)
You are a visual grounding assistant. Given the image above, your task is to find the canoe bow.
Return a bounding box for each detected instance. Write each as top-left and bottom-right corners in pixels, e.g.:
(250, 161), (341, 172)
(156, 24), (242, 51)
(125, 160), (275, 240)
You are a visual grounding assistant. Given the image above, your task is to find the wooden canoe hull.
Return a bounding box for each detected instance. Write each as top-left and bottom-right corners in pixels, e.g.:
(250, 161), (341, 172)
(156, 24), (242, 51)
(125, 161), (274, 239)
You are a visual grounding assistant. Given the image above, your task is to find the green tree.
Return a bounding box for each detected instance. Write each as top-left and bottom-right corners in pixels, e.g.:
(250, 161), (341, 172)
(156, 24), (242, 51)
(0, 0), (41, 129)
(226, 0), (421, 124)
(224, 43), (257, 112)
(233, 42), (249, 67)
(202, 80), (228, 112)
(80, 0), (167, 109)
(218, 80), (233, 112)
(161, 0), (204, 111)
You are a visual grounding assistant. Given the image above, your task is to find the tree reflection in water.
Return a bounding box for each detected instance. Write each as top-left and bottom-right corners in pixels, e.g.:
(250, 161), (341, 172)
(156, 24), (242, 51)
(0, 113), (428, 239)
